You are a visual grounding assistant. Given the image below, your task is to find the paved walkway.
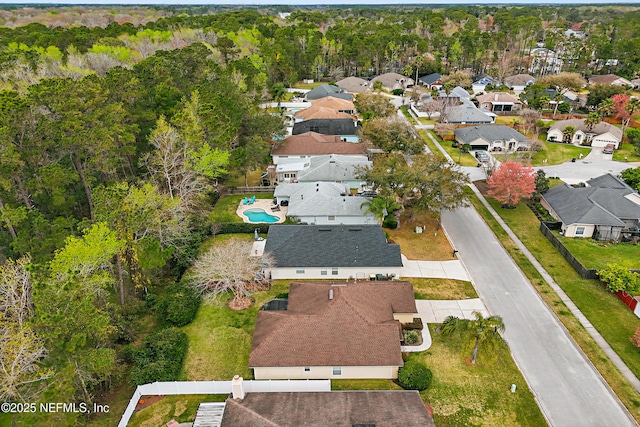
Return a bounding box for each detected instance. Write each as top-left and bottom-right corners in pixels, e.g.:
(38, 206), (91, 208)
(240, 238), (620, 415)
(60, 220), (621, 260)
(401, 299), (488, 352)
(400, 256), (470, 280)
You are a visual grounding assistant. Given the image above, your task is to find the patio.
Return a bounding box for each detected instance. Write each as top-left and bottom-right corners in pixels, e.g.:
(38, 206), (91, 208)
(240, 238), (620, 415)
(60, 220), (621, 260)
(236, 198), (287, 224)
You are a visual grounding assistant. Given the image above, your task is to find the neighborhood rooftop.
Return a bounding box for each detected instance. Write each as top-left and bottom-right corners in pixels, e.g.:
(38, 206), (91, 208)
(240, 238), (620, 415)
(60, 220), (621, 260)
(264, 225), (402, 268)
(454, 125), (530, 144)
(220, 390), (435, 427)
(249, 281), (415, 368)
(271, 132), (368, 156)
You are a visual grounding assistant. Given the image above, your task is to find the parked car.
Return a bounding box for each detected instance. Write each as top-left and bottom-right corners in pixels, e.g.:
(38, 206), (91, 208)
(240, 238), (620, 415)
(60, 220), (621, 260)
(603, 143), (615, 154)
(475, 150), (490, 163)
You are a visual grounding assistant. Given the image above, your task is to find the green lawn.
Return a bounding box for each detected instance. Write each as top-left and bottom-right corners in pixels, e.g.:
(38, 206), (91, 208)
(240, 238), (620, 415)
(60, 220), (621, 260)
(493, 140), (591, 166)
(210, 194), (273, 223)
(419, 130), (446, 161)
(614, 142), (640, 162)
(467, 187), (640, 423)
(411, 278), (478, 300)
(438, 139), (479, 167)
(333, 326), (546, 427)
(180, 280), (290, 381)
(558, 236), (640, 270)
(127, 394), (227, 427)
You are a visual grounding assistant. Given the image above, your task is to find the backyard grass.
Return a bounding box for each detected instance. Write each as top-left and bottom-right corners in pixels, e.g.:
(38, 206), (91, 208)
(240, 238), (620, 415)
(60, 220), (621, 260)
(127, 394), (227, 427)
(332, 379), (403, 391)
(224, 168), (264, 187)
(614, 142), (640, 163)
(180, 279), (290, 381)
(411, 278), (478, 300)
(467, 186), (640, 423)
(292, 81), (323, 90)
(386, 209), (453, 260)
(558, 236), (640, 270)
(210, 194), (274, 223)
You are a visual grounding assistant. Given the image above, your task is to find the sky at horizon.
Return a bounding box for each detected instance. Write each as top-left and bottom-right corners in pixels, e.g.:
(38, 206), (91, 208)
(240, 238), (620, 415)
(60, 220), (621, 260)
(0, 0), (638, 4)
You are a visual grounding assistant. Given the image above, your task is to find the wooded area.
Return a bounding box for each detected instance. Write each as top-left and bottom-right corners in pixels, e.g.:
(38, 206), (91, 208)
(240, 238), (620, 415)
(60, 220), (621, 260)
(1, 4), (640, 425)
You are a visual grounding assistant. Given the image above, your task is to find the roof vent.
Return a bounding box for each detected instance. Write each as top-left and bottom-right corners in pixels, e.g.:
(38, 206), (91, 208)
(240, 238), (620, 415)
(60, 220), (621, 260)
(329, 289), (334, 300)
(318, 228), (332, 232)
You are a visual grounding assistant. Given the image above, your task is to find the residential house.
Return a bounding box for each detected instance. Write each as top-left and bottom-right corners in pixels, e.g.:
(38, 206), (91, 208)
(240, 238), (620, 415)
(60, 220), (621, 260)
(310, 96), (356, 115)
(249, 281), (416, 379)
(336, 76), (370, 93)
(443, 101), (494, 125)
(263, 225), (403, 280)
(292, 118), (358, 136)
(370, 73), (414, 91)
(418, 72), (443, 89)
(546, 119), (623, 148)
(587, 173), (640, 206)
(503, 74), (536, 95)
(270, 132), (368, 183)
(454, 125), (531, 151)
(632, 78), (640, 89)
(296, 154), (371, 190)
(476, 92), (523, 113)
(588, 74), (632, 87)
(218, 389), (435, 427)
(472, 72), (496, 94)
(306, 84), (353, 101)
(541, 181), (640, 241)
(273, 182), (376, 225)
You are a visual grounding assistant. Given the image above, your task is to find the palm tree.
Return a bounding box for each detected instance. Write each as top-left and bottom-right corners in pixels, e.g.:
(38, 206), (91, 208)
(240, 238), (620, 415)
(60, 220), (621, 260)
(360, 196), (401, 224)
(623, 98), (640, 135)
(597, 98), (615, 119)
(441, 311), (506, 364)
(270, 83), (286, 109)
(562, 125), (576, 144)
(552, 92), (564, 117)
(584, 111), (601, 132)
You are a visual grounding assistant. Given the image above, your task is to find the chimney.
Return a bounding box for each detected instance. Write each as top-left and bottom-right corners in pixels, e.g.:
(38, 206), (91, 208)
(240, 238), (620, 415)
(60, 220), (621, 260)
(232, 375), (245, 400)
(329, 289), (334, 300)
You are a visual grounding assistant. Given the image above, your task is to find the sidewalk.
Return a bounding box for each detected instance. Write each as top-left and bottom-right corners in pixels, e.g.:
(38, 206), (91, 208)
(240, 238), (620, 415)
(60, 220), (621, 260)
(400, 256), (471, 280)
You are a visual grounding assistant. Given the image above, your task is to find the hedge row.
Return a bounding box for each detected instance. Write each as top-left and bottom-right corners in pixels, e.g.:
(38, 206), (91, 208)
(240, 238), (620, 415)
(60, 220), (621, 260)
(129, 327), (188, 386)
(216, 222), (272, 235)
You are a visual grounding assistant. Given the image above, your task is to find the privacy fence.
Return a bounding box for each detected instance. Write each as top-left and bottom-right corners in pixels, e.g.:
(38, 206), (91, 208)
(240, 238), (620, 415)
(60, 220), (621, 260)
(118, 379), (330, 427)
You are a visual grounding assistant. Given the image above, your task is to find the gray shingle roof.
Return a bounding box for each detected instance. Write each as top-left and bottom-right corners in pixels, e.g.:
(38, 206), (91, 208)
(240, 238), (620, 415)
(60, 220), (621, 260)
(297, 154), (371, 183)
(445, 105), (493, 124)
(336, 76), (370, 93)
(454, 125), (530, 144)
(587, 173), (636, 197)
(220, 391), (435, 427)
(306, 84), (353, 101)
(503, 73), (536, 87)
(292, 118), (357, 136)
(274, 182), (374, 219)
(419, 73), (442, 85)
(542, 184), (635, 226)
(264, 225), (402, 268)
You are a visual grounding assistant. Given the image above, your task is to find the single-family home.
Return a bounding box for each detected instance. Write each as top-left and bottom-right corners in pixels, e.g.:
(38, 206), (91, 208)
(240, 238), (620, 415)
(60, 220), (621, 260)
(632, 78), (640, 89)
(443, 102), (494, 125)
(541, 181), (640, 241)
(218, 389), (435, 427)
(546, 119), (623, 148)
(310, 96), (356, 115)
(476, 92), (523, 113)
(273, 182), (376, 225)
(503, 74), (536, 94)
(292, 118), (358, 136)
(472, 72), (496, 94)
(454, 125), (531, 151)
(587, 173), (640, 206)
(419, 73), (443, 89)
(306, 84), (353, 101)
(588, 74), (632, 87)
(370, 73), (414, 91)
(336, 76), (370, 93)
(249, 281), (416, 379)
(263, 225), (403, 280)
(296, 154), (371, 189)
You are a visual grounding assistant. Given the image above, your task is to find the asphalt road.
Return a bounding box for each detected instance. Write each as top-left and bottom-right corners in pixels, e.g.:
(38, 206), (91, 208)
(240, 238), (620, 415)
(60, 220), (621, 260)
(442, 205), (636, 427)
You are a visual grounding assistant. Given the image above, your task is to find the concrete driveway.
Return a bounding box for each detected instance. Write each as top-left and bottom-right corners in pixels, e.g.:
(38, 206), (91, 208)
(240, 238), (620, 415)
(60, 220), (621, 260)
(442, 205), (636, 427)
(400, 256), (471, 280)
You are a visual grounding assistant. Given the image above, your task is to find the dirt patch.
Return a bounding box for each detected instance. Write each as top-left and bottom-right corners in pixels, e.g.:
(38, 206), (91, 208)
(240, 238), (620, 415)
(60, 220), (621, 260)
(227, 296), (253, 310)
(473, 179), (489, 195)
(134, 395), (165, 413)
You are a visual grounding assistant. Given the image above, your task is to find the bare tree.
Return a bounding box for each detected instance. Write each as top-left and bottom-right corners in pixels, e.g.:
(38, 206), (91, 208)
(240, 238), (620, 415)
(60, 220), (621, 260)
(188, 239), (274, 309)
(0, 256), (33, 326)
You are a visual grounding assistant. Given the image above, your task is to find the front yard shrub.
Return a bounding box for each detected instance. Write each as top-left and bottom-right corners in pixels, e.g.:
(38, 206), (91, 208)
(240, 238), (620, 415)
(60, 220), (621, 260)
(597, 264), (640, 293)
(382, 215), (398, 229)
(403, 329), (420, 344)
(397, 358), (433, 391)
(130, 327), (188, 386)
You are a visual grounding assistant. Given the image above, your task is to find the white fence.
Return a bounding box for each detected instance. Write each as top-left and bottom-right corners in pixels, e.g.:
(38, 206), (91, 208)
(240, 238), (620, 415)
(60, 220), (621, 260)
(118, 379), (330, 427)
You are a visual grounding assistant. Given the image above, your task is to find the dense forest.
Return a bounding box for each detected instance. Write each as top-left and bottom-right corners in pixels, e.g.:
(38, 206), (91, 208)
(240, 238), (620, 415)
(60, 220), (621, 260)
(1, 4), (640, 425)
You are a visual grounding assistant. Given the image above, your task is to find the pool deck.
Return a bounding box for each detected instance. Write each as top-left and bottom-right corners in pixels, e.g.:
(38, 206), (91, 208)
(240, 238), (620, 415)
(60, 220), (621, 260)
(236, 198), (287, 224)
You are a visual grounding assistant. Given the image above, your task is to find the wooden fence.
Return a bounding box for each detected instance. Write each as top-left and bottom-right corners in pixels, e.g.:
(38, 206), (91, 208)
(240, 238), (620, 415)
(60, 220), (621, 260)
(222, 186), (276, 195)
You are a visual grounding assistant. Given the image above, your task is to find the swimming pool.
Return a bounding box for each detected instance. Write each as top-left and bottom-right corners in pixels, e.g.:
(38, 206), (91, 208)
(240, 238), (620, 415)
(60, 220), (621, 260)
(243, 208), (280, 223)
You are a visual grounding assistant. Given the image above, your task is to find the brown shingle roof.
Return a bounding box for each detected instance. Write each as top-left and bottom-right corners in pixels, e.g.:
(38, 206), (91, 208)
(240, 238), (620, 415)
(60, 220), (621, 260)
(271, 132), (367, 156)
(476, 92), (522, 104)
(220, 391), (436, 427)
(294, 106), (356, 121)
(309, 96), (355, 111)
(589, 74), (623, 85)
(249, 281), (415, 368)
